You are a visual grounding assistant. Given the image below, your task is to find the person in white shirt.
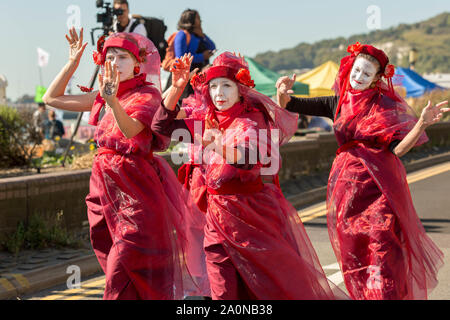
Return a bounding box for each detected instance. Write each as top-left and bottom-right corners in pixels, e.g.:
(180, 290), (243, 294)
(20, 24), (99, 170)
(112, 0), (147, 37)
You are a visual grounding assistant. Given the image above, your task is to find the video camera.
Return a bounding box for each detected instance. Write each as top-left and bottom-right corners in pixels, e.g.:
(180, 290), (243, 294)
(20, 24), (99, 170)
(95, 0), (123, 31)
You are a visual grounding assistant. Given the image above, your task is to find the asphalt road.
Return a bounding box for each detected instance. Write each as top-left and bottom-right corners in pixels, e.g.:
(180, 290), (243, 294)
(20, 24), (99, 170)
(25, 162), (450, 300)
(302, 161), (450, 299)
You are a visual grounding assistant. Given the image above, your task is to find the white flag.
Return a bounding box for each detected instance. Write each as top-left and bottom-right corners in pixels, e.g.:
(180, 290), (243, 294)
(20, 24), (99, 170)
(37, 47), (50, 68)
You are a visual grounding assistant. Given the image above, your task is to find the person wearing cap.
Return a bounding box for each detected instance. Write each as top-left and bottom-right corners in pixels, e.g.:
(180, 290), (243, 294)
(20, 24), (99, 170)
(42, 28), (209, 300)
(152, 52), (348, 300)
(276, 42), (448, 300)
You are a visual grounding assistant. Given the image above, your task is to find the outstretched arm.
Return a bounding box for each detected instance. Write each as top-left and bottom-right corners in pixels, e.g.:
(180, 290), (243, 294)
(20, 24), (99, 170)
(275, 74), (336, 119)
(394, 100), (449, 157)
(43, 27), (97, 112)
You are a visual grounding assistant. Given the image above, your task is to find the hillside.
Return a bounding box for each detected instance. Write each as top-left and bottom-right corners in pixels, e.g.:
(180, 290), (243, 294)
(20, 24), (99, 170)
(253, 12), (450, 75)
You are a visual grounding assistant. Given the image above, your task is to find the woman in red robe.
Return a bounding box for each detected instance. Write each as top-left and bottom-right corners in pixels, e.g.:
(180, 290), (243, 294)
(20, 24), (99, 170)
(43, 28), (209, 299)
(276, 42), (448, 299)
(152, 52), (348, 300)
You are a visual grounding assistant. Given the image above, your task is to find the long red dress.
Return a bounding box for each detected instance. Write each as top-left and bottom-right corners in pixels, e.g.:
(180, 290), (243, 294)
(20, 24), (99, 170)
(85, 75), (209, 300)
(327, 88), (444, 299)
(177, 104), (208, 214)
(200, 102), (347, 300)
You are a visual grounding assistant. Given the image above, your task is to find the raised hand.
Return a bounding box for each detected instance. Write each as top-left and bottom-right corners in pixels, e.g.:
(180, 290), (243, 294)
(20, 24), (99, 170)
(65, 27), (87, 65)
(171, 53), (194, 89)
(420, 100), (449, 127)
(98, 60), (120, 105)
(275, 74), (296, 108)
(193, 117), (221, 150)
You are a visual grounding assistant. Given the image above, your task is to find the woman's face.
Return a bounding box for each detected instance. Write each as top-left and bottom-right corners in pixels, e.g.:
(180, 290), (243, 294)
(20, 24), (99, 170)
(209, 77), (240, 111)
(105, 47), (137, 81)
(349, 57), (379, 91)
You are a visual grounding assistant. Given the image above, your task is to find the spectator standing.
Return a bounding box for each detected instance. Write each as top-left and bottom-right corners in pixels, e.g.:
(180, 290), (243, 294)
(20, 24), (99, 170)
(33, 102), (48, 138)
(45, 109), (65, 139)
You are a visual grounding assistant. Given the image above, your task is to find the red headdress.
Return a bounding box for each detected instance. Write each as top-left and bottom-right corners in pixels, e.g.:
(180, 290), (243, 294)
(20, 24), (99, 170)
(79, 33), (161, 93)
(334, 42), (398, 120)
(190, 52), (256, 90)
(93, 33), (144, 65)
(184, 52), (298, 146)
(86, 33), (162, 126)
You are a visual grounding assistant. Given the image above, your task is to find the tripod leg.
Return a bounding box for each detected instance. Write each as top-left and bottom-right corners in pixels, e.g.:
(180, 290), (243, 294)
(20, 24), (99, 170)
(61, 65), (100, 166)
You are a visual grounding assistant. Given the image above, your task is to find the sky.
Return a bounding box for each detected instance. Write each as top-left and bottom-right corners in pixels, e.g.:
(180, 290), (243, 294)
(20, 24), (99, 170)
(1, 0), (449, 101)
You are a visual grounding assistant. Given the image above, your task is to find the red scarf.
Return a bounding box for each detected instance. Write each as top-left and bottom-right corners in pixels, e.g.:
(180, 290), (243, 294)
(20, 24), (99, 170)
(89, 73), (152, 126)
(209, 102), (245, 131)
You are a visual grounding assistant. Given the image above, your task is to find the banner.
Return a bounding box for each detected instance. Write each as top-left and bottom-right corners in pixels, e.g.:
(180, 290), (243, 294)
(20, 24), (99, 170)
(37, 47), (50, 68)
(34, 85), (47, 103)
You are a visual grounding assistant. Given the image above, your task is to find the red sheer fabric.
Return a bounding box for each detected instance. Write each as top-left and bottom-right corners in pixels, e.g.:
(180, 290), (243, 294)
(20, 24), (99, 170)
(327, 86), (444, 299)
(86, 33), (209, 300)
(176, 52), (347, 299)
(201, 106), (346, 299)
(175, 93), (208, 214)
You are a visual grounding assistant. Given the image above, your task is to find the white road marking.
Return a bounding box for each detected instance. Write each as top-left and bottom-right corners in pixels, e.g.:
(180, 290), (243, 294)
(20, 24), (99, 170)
(327, 271), (344, 286)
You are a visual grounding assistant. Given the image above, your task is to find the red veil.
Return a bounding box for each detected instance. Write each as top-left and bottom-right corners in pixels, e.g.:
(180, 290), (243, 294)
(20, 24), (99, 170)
(326, 42), (443, 299)
(85, 32), (210, 299)
(181, 52), (348, 299)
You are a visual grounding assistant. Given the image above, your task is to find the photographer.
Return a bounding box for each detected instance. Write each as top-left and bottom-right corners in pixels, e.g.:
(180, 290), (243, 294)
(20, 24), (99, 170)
(112, 0), (147, 37)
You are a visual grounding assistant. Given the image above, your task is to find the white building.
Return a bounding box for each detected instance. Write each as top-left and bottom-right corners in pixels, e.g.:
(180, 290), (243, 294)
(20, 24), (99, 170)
(422, 73), (450, 89)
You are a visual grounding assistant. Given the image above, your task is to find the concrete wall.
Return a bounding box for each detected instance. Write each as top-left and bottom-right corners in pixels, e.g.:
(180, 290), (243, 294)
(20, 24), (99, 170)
(1, 122), (449, 242)
(0, 170), (90, 242)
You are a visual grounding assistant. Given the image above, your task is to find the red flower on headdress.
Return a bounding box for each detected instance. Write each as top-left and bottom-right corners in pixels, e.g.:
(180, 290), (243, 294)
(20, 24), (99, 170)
(383, 64), (395, 78)
(92, 35), (106, 65)
(96, 35), (106, 53)
(235, 68), (255, 88)
(138, 48), (153, 63)
(77, 85), (93, 93)
(347, 42), (363, 56)
(93, 51), (103, 65)
(190, 72), (206, 88)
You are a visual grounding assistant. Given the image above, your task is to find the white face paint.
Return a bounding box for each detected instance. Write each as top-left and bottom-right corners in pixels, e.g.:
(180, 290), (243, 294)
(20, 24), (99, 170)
(105, 47), (137, 81)
(209, 77), (240, 111)
(349, 57), (379, 91)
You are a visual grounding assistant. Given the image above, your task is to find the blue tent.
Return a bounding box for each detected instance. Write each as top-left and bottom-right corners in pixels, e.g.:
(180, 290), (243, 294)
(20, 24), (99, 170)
(394, 67), (443, 98)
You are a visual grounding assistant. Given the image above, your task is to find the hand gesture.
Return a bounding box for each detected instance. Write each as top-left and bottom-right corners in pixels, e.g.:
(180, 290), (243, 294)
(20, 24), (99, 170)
(232, 52), (244, 59)
(275, 74), (296, 109)
(195, 118), (222, 149)
(419, 100), (449, 128)
(171, 53), (193, 89)
(98, 61), (120, 105)
(65, 27), (87, 65)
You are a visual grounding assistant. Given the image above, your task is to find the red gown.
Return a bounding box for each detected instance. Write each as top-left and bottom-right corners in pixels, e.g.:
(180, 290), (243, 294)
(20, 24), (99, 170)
(200, 102), (347, 300)
(327, 88), (444, 299)
(177, 101), (210, 214)
(85, 76), (209, 300)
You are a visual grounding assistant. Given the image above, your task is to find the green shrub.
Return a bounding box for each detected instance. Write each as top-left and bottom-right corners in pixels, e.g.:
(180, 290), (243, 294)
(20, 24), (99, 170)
(0, 105), (42, 168)
(1, 211), (83, 255)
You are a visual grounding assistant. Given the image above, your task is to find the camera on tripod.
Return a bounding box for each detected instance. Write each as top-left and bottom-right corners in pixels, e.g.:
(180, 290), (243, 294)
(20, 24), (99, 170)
(96, 0), (123, 31)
